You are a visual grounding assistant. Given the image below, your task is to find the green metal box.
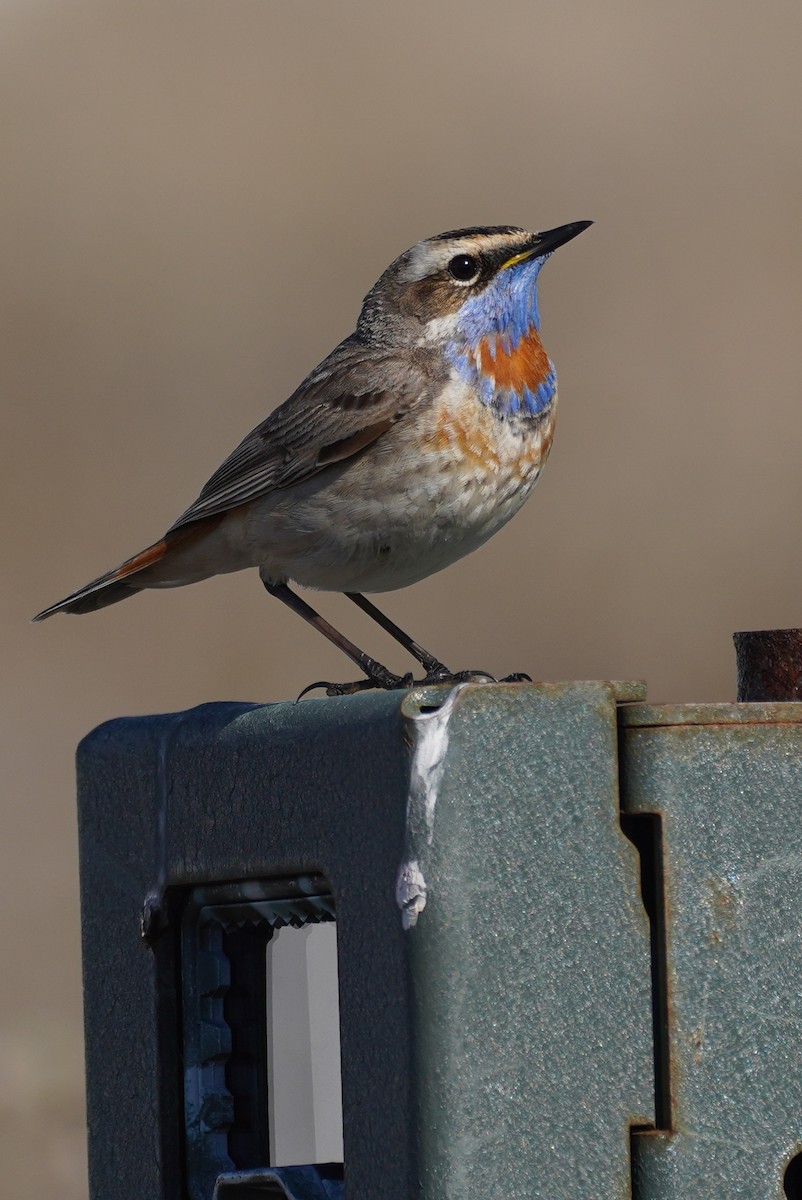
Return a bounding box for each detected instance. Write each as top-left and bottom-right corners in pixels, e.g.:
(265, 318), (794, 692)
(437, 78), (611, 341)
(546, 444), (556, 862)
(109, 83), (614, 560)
(75, 682), (802, 1198)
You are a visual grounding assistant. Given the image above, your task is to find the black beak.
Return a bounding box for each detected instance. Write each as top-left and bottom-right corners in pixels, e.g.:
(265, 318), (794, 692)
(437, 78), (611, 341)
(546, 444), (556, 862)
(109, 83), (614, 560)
(532, 220), (593, 255)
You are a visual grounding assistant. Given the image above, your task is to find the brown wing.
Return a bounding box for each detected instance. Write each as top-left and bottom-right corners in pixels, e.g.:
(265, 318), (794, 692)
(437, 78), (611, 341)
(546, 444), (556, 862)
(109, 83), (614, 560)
(168, 336), (440, 533)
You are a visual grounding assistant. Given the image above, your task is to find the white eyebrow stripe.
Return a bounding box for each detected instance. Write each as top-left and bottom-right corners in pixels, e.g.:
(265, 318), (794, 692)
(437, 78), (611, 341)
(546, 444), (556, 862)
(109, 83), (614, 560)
(400, 231), (535, 283)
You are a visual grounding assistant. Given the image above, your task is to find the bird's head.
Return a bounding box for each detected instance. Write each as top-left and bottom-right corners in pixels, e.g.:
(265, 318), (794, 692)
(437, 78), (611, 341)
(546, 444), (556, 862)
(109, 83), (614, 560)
(357, 222), (591, 419)
(357, 222), (592, 348)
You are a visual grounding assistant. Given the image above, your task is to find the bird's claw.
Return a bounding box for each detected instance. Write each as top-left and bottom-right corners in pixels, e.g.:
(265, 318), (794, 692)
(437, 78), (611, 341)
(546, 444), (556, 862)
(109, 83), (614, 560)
(296, 679), (339, 700)
(297, 671), (414, 699)
(325, 672), (414, 697)
(420, 667), (494, 686)
(297, 668), (532, 699)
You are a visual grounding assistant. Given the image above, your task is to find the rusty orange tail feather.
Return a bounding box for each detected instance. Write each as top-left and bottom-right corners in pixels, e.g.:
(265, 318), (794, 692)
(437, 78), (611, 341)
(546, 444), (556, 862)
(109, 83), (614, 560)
(32, 536), (172, 620)
(109, 539), (170, 579)
(33, 514), (228, 620)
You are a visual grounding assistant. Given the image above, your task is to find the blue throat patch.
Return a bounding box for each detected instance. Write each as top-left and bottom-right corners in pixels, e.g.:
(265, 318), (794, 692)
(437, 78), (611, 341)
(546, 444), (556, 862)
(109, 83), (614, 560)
(447, 254), (557, 418)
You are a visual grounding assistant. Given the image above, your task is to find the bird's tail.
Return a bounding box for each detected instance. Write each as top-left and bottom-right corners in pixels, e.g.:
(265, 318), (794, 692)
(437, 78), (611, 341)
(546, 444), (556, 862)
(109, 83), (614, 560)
(32, 537), (172, 620)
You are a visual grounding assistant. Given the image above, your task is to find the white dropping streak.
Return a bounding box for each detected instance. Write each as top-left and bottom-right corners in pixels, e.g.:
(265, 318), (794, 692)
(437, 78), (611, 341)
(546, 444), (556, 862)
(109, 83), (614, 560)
(396, 685), (467, 929)
(396, 859), (428, 931)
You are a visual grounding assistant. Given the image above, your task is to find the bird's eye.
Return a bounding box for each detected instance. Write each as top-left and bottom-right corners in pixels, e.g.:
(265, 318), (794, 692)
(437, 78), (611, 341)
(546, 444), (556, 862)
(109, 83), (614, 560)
(447, 254), (480, 283)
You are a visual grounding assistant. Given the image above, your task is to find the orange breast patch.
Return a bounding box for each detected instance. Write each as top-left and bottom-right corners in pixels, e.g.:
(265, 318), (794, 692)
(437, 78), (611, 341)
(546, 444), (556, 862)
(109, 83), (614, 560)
(478, 326), (550, 393)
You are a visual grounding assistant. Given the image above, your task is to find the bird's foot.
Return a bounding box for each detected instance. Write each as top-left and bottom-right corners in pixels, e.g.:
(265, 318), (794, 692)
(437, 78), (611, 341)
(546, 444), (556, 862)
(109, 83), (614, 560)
(297, 666), (414, 700)
(419, 667), (532, 686)
(419, 667), (494, 686)
(304, 660), (464, 699)
(298, 667), (532, 699)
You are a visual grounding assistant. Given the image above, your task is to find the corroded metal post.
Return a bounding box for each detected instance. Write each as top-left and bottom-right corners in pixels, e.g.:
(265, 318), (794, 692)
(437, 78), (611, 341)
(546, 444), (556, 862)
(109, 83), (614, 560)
(733, 627), (802, 701)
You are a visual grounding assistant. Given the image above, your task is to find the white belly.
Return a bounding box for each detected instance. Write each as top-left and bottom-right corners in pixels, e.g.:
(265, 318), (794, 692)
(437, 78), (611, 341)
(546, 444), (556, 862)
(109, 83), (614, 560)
(247, 381), (556, 593)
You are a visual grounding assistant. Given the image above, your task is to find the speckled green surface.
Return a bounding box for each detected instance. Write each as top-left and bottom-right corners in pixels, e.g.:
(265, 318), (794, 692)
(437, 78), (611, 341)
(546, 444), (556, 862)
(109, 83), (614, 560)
(622, 704), (802, 1199)
(400, 681), (654, 1199)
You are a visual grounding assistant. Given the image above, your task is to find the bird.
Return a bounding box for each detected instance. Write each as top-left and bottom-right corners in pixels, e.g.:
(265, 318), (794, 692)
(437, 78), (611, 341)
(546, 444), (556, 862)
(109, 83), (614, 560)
(33, 221), (592, 694)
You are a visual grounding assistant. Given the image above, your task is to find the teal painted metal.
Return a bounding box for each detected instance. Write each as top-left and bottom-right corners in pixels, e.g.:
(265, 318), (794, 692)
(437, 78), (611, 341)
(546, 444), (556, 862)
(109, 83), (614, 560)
(621, 702), (802, 1199)
(401, 681), (654, 1198)
(76, 681), (654, 1199)
(75, 681), (802, 1197)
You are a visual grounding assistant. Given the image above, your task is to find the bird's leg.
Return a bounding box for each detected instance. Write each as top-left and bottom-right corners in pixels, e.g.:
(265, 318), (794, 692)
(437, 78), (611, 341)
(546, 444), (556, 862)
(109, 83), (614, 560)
(263, 580), (409, 692)
(264, 582), (532, 698)
(343, 595), (530, 686)
(344, 592), (450, 677)
(339, 595), (532, 689)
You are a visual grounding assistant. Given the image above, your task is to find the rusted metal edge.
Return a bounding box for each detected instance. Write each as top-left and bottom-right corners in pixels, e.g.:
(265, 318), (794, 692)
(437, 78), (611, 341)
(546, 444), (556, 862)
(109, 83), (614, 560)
(619, 700), (802, 728)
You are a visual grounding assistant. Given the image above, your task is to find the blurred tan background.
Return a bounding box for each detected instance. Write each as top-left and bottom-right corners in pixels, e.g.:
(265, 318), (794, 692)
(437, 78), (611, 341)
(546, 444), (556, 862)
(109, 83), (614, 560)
(3, 1), (801, 1194)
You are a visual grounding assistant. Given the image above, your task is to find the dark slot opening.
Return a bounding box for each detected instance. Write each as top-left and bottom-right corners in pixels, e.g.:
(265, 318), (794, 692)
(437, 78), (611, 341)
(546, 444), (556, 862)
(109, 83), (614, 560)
(223, 925), (271, 1168)
(785, 1151), (802, 1198)
(621, 812), (672, 1130)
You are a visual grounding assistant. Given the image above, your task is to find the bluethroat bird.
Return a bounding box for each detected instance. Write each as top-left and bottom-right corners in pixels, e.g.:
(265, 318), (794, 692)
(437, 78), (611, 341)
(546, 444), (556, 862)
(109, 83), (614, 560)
(34, 222), (591, 694)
